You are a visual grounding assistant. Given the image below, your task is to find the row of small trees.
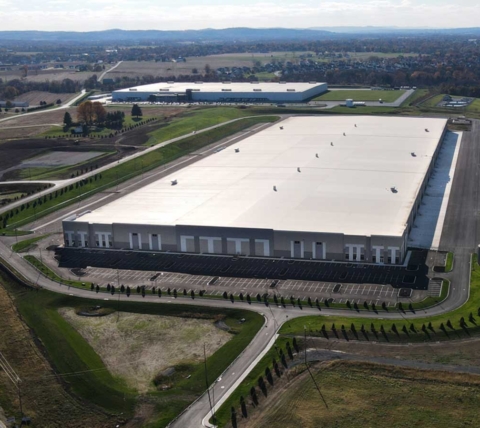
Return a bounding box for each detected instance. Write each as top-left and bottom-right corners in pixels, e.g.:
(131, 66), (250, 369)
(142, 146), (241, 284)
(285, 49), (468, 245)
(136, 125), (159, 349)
(230, 339), (298, 427)
(0, 174), (102, 229)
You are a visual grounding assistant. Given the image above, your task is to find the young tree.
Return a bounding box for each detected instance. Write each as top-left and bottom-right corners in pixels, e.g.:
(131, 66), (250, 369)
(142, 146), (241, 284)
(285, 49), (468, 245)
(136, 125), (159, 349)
(131, 104), (143, 118)
(63, 111), (73, 128)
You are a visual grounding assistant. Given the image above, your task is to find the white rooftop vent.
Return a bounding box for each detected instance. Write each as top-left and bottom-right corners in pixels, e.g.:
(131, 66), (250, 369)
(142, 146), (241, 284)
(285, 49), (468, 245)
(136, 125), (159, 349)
(411, 152), (417, 157)
(280, 126), (284, 130)
(297, 167), (301, 172)
(343, 132), (346, 136)
(273, 185), (277, 192)
(316, 153), (319, 158)
(425, 128), (429, 132)
(171, 179), (178, 186)
(391, 186), (398, 193)
(167, 80), (175, 84)
(331, 142), (334, 146)
(235, 148), (240, 153)
(354, 124), (357, 127)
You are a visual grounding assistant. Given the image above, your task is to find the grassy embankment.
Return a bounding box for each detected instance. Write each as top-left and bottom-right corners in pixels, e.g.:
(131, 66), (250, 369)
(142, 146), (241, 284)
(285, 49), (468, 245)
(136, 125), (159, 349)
(280, 256), (480, 342)
(446, 252), (454, 272)
(313, 89), (405, 102)
(0, 112), (279, 233)
(3, 274), (263, 425)
(11, 234), (49, 253)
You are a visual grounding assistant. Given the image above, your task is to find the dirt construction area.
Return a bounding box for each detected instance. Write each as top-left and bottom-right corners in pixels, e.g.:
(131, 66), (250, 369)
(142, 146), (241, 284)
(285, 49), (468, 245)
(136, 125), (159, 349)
(59, 308), (231, 393)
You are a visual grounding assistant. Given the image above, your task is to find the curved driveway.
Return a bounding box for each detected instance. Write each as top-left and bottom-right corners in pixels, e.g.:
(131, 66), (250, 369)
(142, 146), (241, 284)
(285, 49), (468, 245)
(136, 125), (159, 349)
(0, 118), (479, 428)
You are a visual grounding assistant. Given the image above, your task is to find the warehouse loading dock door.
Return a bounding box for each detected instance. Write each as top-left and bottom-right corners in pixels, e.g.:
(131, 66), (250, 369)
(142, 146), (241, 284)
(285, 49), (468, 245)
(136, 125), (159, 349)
(131, 233), (140, 250)
(293, 241), (302, 258)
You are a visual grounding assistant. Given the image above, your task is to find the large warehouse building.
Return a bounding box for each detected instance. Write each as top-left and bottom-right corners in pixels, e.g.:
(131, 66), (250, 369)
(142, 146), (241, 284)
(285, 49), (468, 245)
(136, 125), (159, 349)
(111, 81), (328, 103)
(62, 116), (447, 265)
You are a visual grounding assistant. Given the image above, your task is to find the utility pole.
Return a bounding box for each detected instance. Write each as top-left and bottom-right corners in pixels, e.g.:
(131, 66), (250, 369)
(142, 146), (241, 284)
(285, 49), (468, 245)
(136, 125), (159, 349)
(203, 344), (216, 425)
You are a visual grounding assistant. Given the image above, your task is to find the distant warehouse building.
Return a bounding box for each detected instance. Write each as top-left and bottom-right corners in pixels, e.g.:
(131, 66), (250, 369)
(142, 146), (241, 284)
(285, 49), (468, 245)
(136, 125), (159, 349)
(111, 81), (328, 103)
(62, 116), (447, 265)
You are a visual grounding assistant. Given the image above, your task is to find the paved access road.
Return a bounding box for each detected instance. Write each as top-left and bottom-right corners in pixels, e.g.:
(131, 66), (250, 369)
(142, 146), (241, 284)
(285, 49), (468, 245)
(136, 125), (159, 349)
(0, 118), (479, 428)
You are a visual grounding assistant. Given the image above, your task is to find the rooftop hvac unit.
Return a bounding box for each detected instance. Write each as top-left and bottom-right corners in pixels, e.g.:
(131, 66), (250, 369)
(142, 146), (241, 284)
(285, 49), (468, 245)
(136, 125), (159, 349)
(171, 179), (178, 186)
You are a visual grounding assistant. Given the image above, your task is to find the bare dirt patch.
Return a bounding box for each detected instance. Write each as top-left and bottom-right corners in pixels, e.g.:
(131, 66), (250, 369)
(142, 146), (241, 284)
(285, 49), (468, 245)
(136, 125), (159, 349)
(58, 308), (231, 393)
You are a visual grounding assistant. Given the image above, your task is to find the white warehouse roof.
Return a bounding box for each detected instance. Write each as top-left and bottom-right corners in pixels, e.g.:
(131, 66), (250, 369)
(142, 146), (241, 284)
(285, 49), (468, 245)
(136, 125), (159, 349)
(113, 81), (326, 94)
(75, 116), (447, 237)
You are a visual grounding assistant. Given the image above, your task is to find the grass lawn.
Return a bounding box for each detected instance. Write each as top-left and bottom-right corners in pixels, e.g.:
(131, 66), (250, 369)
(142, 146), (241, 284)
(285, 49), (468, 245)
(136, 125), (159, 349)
(0, 114), (278, 233)
(420, 94), (445, 108)
(313, 90), (405, 102)
(467, 98), (480, 115)
(280, 257), (480, 342)
(12, 234), (49, 253)
(253, 72), (277, 81)
(400, 88), (430, 106)
(3, 273), (263, 426)
(146, 107), (266, 146)
(234, 360), (480, 428)
(446, 252), (454, 272)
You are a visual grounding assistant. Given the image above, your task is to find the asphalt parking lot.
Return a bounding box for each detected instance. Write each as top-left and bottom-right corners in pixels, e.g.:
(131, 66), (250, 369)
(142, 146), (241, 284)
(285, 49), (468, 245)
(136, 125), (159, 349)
(56, 248), (430, 290)
(63, 264), (427, 306)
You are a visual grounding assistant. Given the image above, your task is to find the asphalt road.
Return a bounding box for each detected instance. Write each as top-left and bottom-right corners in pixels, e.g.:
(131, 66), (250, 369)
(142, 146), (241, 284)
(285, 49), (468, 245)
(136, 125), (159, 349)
(0, 89), (86, 125)
(0, 117), (477, 428)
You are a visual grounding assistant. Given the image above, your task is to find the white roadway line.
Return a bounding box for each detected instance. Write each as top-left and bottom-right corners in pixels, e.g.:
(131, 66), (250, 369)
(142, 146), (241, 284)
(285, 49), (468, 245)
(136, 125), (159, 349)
(202, 332), (281, 428)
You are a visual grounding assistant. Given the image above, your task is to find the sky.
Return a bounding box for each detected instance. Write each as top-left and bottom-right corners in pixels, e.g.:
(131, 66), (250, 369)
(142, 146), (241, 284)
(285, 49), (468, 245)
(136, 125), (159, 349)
(0, 0), (479, 32)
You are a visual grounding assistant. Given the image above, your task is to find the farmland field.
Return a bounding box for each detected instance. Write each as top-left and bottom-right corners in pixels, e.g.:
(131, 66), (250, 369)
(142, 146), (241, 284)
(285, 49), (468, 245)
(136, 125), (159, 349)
(237, 361), (480, 428)
(14, 91), (79, 106)
(313, 89), (405, 102)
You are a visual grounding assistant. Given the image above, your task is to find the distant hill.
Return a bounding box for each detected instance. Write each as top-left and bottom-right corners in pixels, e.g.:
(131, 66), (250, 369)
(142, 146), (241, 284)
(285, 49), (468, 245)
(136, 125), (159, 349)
(0, 28), (334, 42)
(308, 26), (480, 35)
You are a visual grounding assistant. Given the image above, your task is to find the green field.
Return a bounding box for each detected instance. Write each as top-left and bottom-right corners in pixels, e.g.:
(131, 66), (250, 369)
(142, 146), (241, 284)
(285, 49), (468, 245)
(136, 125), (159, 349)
(280, 257), (480, 342)
(146, 107), (271, 146)
(233, 361), (480, 428)
(12, 234), (49, 253)
(313, 90), (405, 102)
(0, 114), (278, 233)
(2, 274), (263, 426)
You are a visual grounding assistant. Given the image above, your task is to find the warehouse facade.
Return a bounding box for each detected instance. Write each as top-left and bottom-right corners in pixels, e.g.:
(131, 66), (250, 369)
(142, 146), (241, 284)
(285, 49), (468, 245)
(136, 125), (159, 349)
(111, 81), (328, 103)
(62, 116), (447, 265)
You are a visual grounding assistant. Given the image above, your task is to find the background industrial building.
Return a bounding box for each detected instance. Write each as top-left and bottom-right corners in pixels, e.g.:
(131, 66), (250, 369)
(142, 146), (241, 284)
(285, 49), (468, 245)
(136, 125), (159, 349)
(62, 116), (447, 265)
(111, 81), (328, 103)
